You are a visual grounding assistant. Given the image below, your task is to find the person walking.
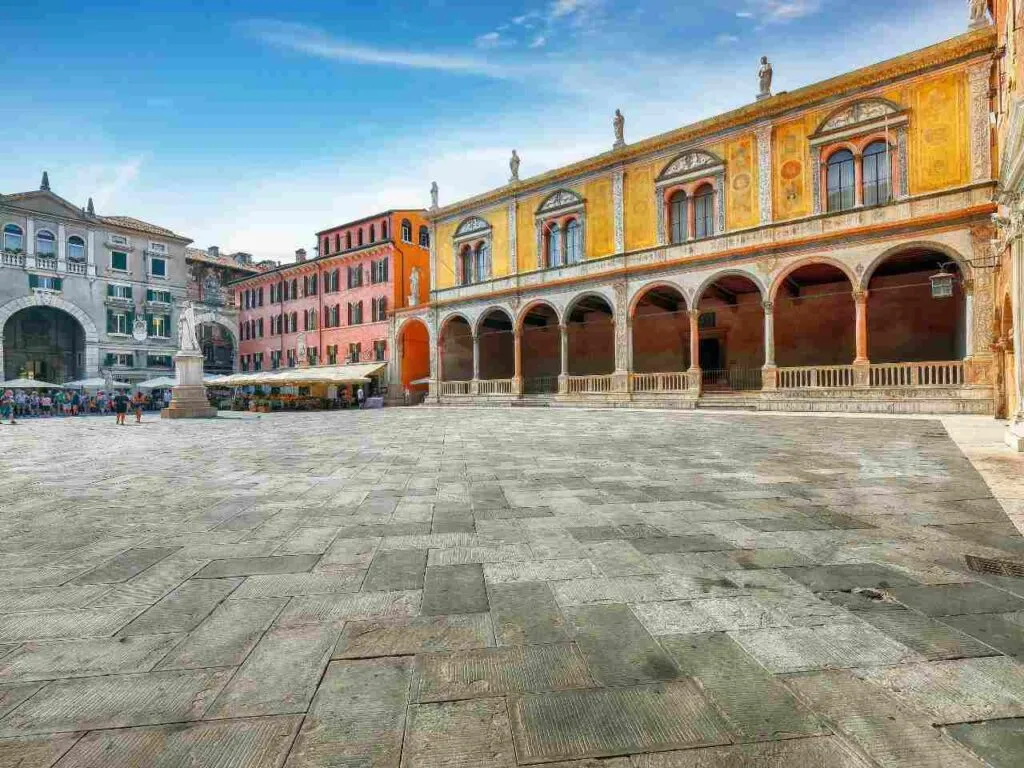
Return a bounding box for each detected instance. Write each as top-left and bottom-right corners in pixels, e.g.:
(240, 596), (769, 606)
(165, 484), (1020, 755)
(0, 388), (15, 425)
(113, 389), (129, 425)
(70, 390), (80, 416)
(162, 389), (172, 409)
(132, 391), (145, 423)
(357, 386), (365, 409)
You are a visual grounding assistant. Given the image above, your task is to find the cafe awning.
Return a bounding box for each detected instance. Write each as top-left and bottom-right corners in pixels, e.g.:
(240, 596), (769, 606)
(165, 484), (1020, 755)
(205, 363), (387, 387)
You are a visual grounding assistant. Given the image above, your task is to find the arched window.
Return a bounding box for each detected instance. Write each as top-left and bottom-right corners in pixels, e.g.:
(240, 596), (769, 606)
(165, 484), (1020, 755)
(474, 241), (488, 282)
(381, 220), (388, 238)
(459, 245), (473, 286)
(401, 219), (413, 243)
(669, 191), (687, 244)
(693, 186), (714, 239)
(291, 278), (298, 298)
(862, 141), (890, 207)
(358, 229), (364, 247)
(36, 229), (56, 257)
(369, 224), (376, 243)
(333, 234), (340, 253)
(2, 224), (23, 252)
(67, 235), (85, 262)
(346, 232), (352, 250)
(546, 223), (562, 267)
(827, 149), (856, 212)
(565, 219), (582, 264)
(419, 225), (430, 247)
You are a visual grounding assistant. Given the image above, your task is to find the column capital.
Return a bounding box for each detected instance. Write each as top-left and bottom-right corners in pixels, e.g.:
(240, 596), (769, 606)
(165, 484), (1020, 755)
(762, 300), (774, 313)
(688, 308), (701, 320)
(852, 289), (869, 304)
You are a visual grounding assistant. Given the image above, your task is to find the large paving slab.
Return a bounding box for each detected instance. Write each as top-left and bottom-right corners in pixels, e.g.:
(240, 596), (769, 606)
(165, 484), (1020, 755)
(56, 716), (302, 768)
(508, 681), (733, 763)
(285, 658), (411, 767)
(4, 409), (1024, 764)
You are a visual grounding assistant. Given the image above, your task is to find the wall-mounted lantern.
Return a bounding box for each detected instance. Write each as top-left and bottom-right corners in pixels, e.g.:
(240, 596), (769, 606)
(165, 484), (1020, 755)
(929, 265), (955, 299)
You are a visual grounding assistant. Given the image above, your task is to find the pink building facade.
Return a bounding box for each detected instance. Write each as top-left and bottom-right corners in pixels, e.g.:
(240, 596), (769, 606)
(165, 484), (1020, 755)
(231, 210), (430, 385)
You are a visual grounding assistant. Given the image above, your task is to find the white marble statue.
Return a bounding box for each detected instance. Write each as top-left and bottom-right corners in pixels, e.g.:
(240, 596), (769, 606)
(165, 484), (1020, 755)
(409, 266), (421, 306)
(297, 332), (307, 362)
(613, 109), (625, 148)
(758, 56), (773, 99)
(509, 150), (520, 182)
(177, 301), (199, 353)
(430, 181), (439, 210)
(969, 0), (990, 28)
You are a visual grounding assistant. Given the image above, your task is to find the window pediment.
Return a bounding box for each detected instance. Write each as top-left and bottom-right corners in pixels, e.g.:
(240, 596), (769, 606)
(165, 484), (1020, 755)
(656, 150), (724, 184)
(813, 98), (906, 138)
(537, 189), (583, 217)
(454, 216), (491, 240)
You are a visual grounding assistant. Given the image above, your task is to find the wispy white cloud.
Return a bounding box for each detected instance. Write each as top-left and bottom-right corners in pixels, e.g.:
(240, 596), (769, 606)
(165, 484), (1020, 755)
(715, 33), (740, 45)
(529, 34), (547, 48)
(239, 19), (516, 79)
(474, 31), (503, 49)
(739, 0), (824, 23)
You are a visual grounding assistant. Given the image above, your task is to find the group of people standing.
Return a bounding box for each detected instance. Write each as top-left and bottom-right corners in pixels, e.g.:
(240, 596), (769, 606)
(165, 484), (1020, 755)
(0, 388), (172, 425)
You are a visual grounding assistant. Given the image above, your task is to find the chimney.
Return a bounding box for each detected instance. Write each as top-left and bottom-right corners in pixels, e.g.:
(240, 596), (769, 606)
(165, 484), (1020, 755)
(295, 248), (307, 262)
(208, 246), (220, 258)
(234, 252), (252, 266)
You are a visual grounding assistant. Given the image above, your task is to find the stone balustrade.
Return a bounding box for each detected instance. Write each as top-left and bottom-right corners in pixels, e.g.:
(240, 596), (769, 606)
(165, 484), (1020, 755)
(631, 371), (692, 393)
(778, 365), (856, 389)
(439, 380), (471, 396)
(566, 375), (613, 393)
(869, 360), (965, 387)
(478, 378), (514, 395)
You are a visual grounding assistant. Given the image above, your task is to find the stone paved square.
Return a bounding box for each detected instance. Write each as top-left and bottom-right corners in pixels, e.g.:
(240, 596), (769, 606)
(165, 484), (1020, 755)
(1, 408), (1024, 765)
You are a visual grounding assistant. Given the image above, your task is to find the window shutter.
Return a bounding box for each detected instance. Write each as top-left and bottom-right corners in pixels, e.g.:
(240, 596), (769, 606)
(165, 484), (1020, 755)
(28, 274), (39, 289)
(107, 310), (114, 333)
(127, 285), (133, 299)
(146, 314), (154, 336)
(53, 278), (62, 292)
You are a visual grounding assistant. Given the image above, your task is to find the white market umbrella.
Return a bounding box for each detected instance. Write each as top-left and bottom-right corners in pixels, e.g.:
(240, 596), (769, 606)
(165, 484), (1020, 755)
(1, 378), (63, 389)
(64, 377), (132, 390)
(136, 376), (177, 389)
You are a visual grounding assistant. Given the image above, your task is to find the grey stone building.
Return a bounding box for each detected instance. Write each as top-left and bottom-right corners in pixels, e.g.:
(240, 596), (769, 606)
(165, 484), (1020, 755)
(0, 173), (192, 384)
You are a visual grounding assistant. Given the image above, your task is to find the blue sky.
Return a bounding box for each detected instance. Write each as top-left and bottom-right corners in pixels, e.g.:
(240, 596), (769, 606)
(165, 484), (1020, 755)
(1, 0), (969, 259)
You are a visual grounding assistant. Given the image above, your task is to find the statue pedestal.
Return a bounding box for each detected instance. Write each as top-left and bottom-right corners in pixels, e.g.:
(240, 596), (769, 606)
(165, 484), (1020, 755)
(162, 351), (216, 419)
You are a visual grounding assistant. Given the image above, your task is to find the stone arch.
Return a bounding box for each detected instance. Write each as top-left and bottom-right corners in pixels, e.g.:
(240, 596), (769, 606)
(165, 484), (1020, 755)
(0, 293), (98, 343)
(861, 241), (972, 290)
(537, 189), (584, 215)
(396, 315), (431, 394)
(629, 280), (689, 318)
(438, 312), (474, 382)
(194, 310), (238, 348)
(516, 299), (561, 332)
(474, 306), (515, 336)
(769, 257), (858, 302)
(693, 269), (767, 306)
(439, 311), (473, 336)
(564, 290), (616, 323)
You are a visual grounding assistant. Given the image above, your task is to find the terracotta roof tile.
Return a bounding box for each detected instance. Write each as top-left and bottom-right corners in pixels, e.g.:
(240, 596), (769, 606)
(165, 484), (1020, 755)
(99, 215), (183, 238)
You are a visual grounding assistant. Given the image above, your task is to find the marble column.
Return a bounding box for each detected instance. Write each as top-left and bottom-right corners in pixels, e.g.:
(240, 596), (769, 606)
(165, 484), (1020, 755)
(688, 309), (702, 394)
(853, 289), (870, 387)
(470, 331), (480, 394)
(762, 301), (777, 390)
(558, 323), (569, 394)
(513, 329), (523, 395)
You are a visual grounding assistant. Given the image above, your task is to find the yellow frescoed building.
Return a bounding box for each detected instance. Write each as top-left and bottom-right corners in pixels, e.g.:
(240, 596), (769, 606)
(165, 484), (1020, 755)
(392, 22), (1002, 414)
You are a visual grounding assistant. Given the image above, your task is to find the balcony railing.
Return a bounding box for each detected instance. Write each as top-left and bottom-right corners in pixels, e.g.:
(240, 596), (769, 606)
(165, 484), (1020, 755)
(778, 365), (855, 389)
(566, 374), (613, 394)
(67, 261), (87, 275)
(2, 251), (25, 267)
(439, 380), (470, 396)
(631, 371), (692, 393)
(870, 361), (964, 387)
(478, 378), (513, 395)
(35, 256), (57, 271)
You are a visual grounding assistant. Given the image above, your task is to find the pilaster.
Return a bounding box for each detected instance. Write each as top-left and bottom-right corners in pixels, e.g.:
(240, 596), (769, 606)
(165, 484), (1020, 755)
(613, 168), (625, 253)
(507, 200), (518, 274)
(687, 309), (702, 394)
(968, 61), (993, 183)
(755, 122), (773, 225)
(86, 230), (96, 277)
